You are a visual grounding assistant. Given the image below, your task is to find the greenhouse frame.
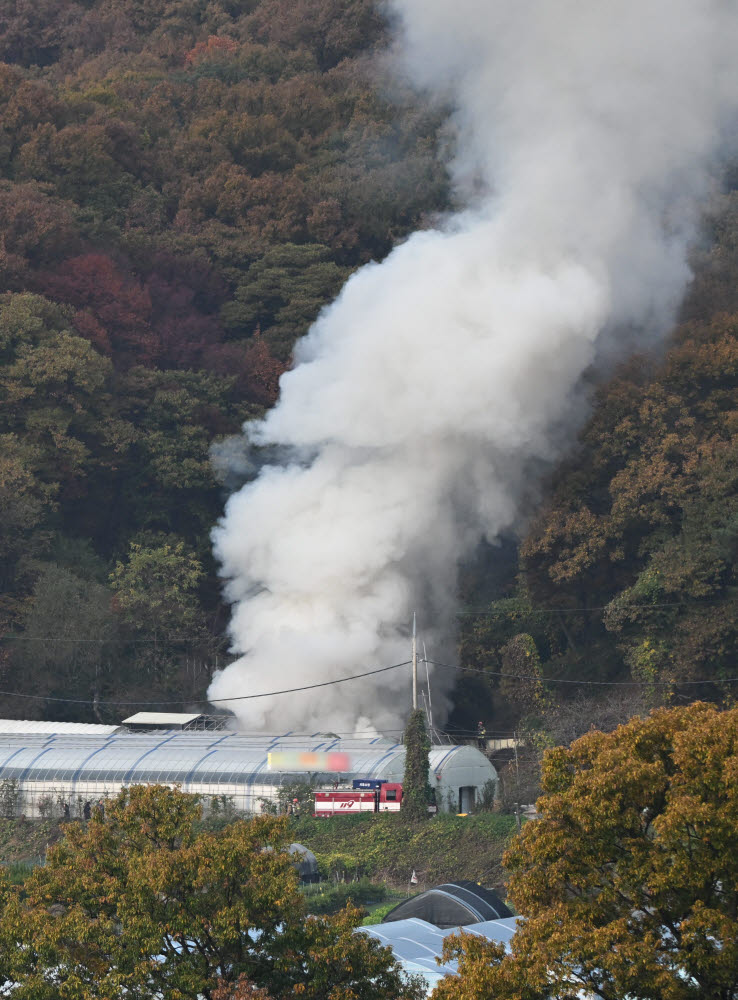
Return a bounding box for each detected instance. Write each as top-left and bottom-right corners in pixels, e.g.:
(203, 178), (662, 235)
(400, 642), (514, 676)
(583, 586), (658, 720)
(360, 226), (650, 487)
(0, 726), (497, 819)
(362, 916), (519, 992)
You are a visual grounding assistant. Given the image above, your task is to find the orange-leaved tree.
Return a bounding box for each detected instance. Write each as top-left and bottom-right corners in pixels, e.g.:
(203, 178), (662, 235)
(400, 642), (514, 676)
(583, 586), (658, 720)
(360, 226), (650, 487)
(433, 703), (738, 1000)
(1, 785), (424, 1000)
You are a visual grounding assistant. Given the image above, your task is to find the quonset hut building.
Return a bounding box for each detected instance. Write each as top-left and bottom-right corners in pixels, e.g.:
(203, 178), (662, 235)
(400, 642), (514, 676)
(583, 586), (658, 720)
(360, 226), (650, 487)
(0, 720), (497, 819)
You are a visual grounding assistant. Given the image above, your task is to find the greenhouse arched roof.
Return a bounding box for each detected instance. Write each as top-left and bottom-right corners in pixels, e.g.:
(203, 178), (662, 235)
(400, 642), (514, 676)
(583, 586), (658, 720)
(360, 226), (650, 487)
(0, 730), (467, 789)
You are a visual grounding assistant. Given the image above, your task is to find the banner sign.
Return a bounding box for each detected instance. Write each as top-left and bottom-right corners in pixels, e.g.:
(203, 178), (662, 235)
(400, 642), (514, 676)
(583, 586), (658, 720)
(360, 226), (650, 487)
(268, 751), (351, 772)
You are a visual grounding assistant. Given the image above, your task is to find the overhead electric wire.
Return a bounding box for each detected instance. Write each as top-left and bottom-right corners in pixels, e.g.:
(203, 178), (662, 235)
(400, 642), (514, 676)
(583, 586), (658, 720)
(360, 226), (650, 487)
(209, 659), (411, 702)
(2, 636), (215, 644)
(425, 658), (738, 688)
(0, 660), (412, 708)
(456, 599), (733, 615)
(0, 650), (732, 711)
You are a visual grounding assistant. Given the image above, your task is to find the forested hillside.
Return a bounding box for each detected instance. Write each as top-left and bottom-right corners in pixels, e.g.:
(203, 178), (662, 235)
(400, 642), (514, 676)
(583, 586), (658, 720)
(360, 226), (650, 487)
(0, 0), (448, 716)
(455, 192), (738, 735)
(1, 0), (737, 731)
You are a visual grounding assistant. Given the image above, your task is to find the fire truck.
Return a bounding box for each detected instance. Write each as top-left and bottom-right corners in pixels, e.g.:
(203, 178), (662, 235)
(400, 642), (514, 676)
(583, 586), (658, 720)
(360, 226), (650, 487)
(314, 778), (402, 816)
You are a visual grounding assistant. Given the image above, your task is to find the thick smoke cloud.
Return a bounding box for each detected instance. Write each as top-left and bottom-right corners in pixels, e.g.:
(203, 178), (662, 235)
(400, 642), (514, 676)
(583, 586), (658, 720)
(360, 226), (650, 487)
(209, 0), (738, 733)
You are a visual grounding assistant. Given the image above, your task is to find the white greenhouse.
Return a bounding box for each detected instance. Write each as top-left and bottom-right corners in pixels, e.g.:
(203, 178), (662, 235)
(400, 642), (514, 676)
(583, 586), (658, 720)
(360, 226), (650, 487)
(0, 723), (497, 819)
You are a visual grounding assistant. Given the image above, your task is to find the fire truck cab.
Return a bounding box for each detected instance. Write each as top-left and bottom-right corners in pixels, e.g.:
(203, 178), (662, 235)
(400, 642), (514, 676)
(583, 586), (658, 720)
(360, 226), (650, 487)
(314, 780), (403, 816)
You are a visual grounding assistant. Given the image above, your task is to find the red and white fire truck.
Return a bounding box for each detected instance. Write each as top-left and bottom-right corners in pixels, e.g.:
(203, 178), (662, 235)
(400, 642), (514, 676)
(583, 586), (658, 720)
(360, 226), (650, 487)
(314, 779), (402, 816)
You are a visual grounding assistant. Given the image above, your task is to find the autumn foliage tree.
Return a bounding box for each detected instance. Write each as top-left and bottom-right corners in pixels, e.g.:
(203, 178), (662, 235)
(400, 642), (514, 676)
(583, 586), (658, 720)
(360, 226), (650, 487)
(0, 0), (450, 716)
(1, 785), (424, 1000)
(3, 0), (738, 733)
(455, 301), (738, 734)
(213, 981), (274, 1000)
(433, 703), (738, 1000)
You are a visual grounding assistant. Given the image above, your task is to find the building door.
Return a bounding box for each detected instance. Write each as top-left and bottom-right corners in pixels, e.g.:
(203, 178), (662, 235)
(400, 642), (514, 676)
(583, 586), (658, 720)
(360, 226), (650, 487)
(458, 786), (475, 813)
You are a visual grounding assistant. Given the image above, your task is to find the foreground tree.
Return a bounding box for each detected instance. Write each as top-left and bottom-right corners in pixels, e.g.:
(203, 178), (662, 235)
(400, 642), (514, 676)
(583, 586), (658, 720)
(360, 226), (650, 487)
(213, 980), (275, 1000)
(3, 785), (423, 1000)
(433, 703), (738, 1000)
(402, 709), (431, 822)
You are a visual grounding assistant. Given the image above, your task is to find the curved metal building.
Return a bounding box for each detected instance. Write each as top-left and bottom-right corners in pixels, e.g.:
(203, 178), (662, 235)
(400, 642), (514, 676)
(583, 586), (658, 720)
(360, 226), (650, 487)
(0, 727), (497, 819)
(381, 880), (512, 927)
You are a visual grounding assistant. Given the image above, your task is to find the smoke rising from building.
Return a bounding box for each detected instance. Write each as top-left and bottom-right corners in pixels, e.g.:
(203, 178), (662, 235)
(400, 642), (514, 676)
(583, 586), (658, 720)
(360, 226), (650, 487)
(209, 0), (738, 733)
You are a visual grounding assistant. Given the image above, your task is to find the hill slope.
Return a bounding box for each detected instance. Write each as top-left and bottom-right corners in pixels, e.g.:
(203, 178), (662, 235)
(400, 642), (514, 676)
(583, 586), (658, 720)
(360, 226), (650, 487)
(0, 0), (449, 715)
(453, 192), (738, 734)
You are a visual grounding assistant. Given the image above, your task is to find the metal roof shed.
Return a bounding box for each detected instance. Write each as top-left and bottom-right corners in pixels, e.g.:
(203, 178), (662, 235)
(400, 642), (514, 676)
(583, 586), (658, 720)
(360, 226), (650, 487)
(378, 744), (497, 814)
(122, 713), (213, 731)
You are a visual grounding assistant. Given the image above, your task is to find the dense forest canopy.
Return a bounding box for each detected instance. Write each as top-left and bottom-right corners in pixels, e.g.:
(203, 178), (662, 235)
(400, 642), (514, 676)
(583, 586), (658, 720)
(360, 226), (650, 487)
(453, 193), (738, 737)
(0, 0), (449, 716)
(1, 0), (737, 732)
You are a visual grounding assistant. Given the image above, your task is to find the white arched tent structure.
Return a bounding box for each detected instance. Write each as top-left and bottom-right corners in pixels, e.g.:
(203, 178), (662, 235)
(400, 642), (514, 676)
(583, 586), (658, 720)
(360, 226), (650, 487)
(0, 727), (496, 818)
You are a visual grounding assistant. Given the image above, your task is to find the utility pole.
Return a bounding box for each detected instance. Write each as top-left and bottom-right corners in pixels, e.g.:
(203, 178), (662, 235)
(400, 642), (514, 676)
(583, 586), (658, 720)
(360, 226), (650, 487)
(412, 613), (418, 710)
(423, 642), (434, 734)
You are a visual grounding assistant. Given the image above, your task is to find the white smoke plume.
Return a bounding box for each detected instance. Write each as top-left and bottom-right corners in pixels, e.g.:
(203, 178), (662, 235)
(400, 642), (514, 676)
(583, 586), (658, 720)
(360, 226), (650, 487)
(209, 0), (738, 734)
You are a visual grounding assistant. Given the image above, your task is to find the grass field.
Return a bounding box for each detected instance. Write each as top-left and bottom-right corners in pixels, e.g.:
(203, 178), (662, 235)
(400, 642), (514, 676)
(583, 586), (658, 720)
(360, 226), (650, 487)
(291, 812), (518, 892)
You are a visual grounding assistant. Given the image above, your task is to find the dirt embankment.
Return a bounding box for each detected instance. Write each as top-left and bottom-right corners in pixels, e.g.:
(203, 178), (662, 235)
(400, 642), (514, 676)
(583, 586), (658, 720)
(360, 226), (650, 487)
(0, 818), (65, 865)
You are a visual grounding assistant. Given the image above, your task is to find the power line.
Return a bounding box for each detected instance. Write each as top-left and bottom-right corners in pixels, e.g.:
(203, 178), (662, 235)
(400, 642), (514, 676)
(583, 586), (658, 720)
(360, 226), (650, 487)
(456, 599), (732, 616)
(1, 636), (216, 644)
(211, 659), (411, 703)
(0, 660), (411, 708)
(0, 650), (731, 711)
(426, 659), (738, 689)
